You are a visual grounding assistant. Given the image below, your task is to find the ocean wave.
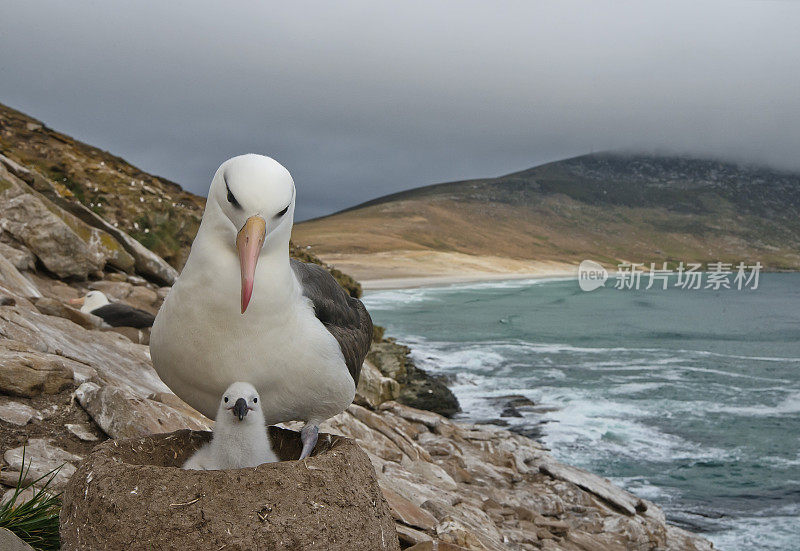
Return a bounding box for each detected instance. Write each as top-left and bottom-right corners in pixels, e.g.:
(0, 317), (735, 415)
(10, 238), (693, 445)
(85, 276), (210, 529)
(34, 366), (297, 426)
(703, 393), (800, 417)
(706, 504), (800, 551)
(361, 289), (441, 307)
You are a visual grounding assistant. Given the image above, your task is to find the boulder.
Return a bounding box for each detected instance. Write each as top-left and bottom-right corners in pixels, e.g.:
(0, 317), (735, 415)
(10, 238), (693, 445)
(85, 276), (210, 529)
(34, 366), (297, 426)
(74, 382), (211, 440)
(64, 423), (100, 442)
(368, 340), (459, 417)
(0, 528), (36, 551)
(356, 360), (401, 408)
(0, 252), (40, 298)
(0, 167), (112, 278)
(0, 398), (40, 426)
(60, 428), (400, 551)
(65, 201), (178, 285)
(0, 340), (76, 397)
(405, 542), (470, 551)
(382, 487), (438, 531)
(0, 305), (167, 396)
(0, 241), (37, 272)
(3, 438), (82, 490)
(31, 297), (104, 329)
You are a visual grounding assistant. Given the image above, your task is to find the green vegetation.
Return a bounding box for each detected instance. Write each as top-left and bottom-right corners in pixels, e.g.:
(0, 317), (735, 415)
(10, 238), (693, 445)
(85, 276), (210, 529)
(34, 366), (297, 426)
(0, 449), (62, 551)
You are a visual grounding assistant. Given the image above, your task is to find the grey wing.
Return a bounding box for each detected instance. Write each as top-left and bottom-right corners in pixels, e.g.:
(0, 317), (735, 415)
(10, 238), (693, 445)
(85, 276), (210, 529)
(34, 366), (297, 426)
(290, 259), (372, 385)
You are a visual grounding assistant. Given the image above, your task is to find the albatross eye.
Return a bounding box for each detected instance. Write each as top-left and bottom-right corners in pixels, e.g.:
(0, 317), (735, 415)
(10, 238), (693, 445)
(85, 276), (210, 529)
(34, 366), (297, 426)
(253, 397), (258, 403)
(225, 182), (241, 209)
(224, 397), (229, 403)
(276, 205), (289, 217)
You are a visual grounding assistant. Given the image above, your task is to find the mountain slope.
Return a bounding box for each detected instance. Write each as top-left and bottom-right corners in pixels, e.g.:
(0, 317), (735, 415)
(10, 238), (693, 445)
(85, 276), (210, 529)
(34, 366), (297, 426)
(293, 153), (800, 281)
(0, 102), (362, 295)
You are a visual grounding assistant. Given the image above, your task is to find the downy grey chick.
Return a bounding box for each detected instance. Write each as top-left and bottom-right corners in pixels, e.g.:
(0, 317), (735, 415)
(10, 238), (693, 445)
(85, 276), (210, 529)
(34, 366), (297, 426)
(183, 381), (279, 470)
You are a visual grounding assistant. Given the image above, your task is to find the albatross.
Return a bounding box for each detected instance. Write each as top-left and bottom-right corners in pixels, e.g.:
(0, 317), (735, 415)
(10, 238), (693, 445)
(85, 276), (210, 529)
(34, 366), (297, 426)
(150, 154), (372, 459)
(70, 290), (156, 328)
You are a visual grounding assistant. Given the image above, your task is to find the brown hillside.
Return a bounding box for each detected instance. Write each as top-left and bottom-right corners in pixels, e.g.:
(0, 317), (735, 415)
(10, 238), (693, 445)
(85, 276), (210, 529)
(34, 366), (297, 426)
(293, 154), (800, 281)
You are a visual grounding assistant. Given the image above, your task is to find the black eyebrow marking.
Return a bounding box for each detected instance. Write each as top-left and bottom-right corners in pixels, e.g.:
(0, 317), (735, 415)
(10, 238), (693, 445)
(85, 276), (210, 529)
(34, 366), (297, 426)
(225, 178), (241, 209)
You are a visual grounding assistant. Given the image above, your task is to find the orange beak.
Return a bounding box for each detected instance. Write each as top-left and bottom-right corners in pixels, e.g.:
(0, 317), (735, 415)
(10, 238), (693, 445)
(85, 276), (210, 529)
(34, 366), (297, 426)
(69, 297), (85, 306)
(236, 216), (266, 314)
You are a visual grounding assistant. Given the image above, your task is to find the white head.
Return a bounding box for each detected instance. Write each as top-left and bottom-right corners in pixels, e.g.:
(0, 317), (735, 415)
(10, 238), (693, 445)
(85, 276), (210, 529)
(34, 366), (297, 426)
(207, 154), (296, 313)
(69, 290), (110, 313)
(215, 381), (264, 426)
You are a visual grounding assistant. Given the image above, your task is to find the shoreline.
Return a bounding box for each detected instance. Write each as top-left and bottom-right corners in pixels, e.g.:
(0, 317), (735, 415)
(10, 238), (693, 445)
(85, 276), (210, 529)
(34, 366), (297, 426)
(361, 270), (577, 290)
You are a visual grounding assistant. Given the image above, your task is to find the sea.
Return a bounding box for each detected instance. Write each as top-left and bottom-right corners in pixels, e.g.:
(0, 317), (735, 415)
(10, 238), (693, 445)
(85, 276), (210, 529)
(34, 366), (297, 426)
(362, 273), (800, 551)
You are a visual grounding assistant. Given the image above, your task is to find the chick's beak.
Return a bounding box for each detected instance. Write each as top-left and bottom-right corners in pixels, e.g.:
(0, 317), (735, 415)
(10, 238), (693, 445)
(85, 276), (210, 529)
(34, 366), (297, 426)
(236, 216), (266, 314)
(232, 398), (249, 421)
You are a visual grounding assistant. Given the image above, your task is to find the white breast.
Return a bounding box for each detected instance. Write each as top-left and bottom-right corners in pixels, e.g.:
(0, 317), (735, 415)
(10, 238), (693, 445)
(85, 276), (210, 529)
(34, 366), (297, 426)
(150, 248), (355, 424)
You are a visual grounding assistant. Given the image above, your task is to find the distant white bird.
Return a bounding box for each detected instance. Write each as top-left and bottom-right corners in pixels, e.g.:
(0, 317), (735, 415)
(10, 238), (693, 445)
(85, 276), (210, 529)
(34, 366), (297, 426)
(70, 290), (155, 328)
(183, 382), (278, 470)
(151, 154), (372, 460)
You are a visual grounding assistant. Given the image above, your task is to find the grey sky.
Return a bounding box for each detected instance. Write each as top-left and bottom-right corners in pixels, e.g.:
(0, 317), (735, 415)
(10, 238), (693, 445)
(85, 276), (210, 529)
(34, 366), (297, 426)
(2, 1), (799, 220)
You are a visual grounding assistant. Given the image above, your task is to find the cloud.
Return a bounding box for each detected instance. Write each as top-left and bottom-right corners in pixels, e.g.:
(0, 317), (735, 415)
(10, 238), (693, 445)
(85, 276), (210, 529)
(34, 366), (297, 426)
(2, 0), (798, 219)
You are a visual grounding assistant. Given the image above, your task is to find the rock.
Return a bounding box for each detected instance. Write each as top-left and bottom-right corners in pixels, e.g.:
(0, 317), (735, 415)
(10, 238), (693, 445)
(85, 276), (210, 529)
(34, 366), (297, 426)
(0, 165), (133, 278)
(421, 499), (457, 522)
(74, 382), (211, 440)
(1, 487), (35, 507)
(126, 285), (158, 310)
(537, 458), (641, 516)
(348, 404), (430, 461)
(3, 438), (82, 490)
(489, 394), (536, 409)
(65, 423), (100, 442)
(1, 486), (55, 508)
(500, 405), (522, 418)
(369, 340), (460, 417)
(0, 527), (36, 551)
(382, 487), (438, 531)
(87, 280), (133, 300)
(0, 252), (40, 298)
(0, 305), (167, 396)
(65, 201), (178, 285)
(379, 401), (452, 434)
(396, 524), (434, 547)
(0, 399), (39, 425)
(23, 273), (80, 302)
(31, 297), (104, 329)
(436, 516), (503, 551)
(60, 428), (399, 551)
(535, 518), (570, 535)
(126, 274), (147, 285)
(402, 459), (459, 492)
(0, 341), (75, 397)
(406, 541), (470, 551)
(356, 360), (401, 408)
(107, 326), (150, 344)
(0, 241), (36, 272)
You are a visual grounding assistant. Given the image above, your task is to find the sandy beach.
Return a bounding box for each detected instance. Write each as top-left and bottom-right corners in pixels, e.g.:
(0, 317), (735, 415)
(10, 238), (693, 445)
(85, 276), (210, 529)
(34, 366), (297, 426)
(310, 250), (578, 290)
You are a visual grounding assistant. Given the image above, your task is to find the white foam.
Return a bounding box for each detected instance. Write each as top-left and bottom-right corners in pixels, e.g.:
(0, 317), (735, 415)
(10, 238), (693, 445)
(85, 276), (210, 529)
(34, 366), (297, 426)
(707, 504), (800, 551)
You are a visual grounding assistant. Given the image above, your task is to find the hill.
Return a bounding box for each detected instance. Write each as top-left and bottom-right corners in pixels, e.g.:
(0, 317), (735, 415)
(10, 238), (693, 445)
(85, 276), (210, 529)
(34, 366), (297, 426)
(0, 102), (361, 295)
(292, 153), (800, 284)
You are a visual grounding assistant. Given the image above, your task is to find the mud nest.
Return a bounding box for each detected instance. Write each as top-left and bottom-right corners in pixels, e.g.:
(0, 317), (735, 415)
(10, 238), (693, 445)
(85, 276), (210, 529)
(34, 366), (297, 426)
(60, 427), (399, 550)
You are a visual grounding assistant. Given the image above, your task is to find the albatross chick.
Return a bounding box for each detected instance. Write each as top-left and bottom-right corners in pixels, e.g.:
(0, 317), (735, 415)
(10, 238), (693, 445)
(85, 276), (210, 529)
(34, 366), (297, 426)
(183, 382), (278, 470)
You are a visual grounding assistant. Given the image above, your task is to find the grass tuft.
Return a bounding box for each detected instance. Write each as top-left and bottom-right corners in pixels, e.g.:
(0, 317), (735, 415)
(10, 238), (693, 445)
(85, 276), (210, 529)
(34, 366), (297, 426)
(0, 448), (62, 551)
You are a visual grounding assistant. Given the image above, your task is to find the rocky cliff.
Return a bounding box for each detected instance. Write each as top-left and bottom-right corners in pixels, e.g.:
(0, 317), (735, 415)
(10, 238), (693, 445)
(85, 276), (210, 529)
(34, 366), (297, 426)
(0, 105), (714, 550)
